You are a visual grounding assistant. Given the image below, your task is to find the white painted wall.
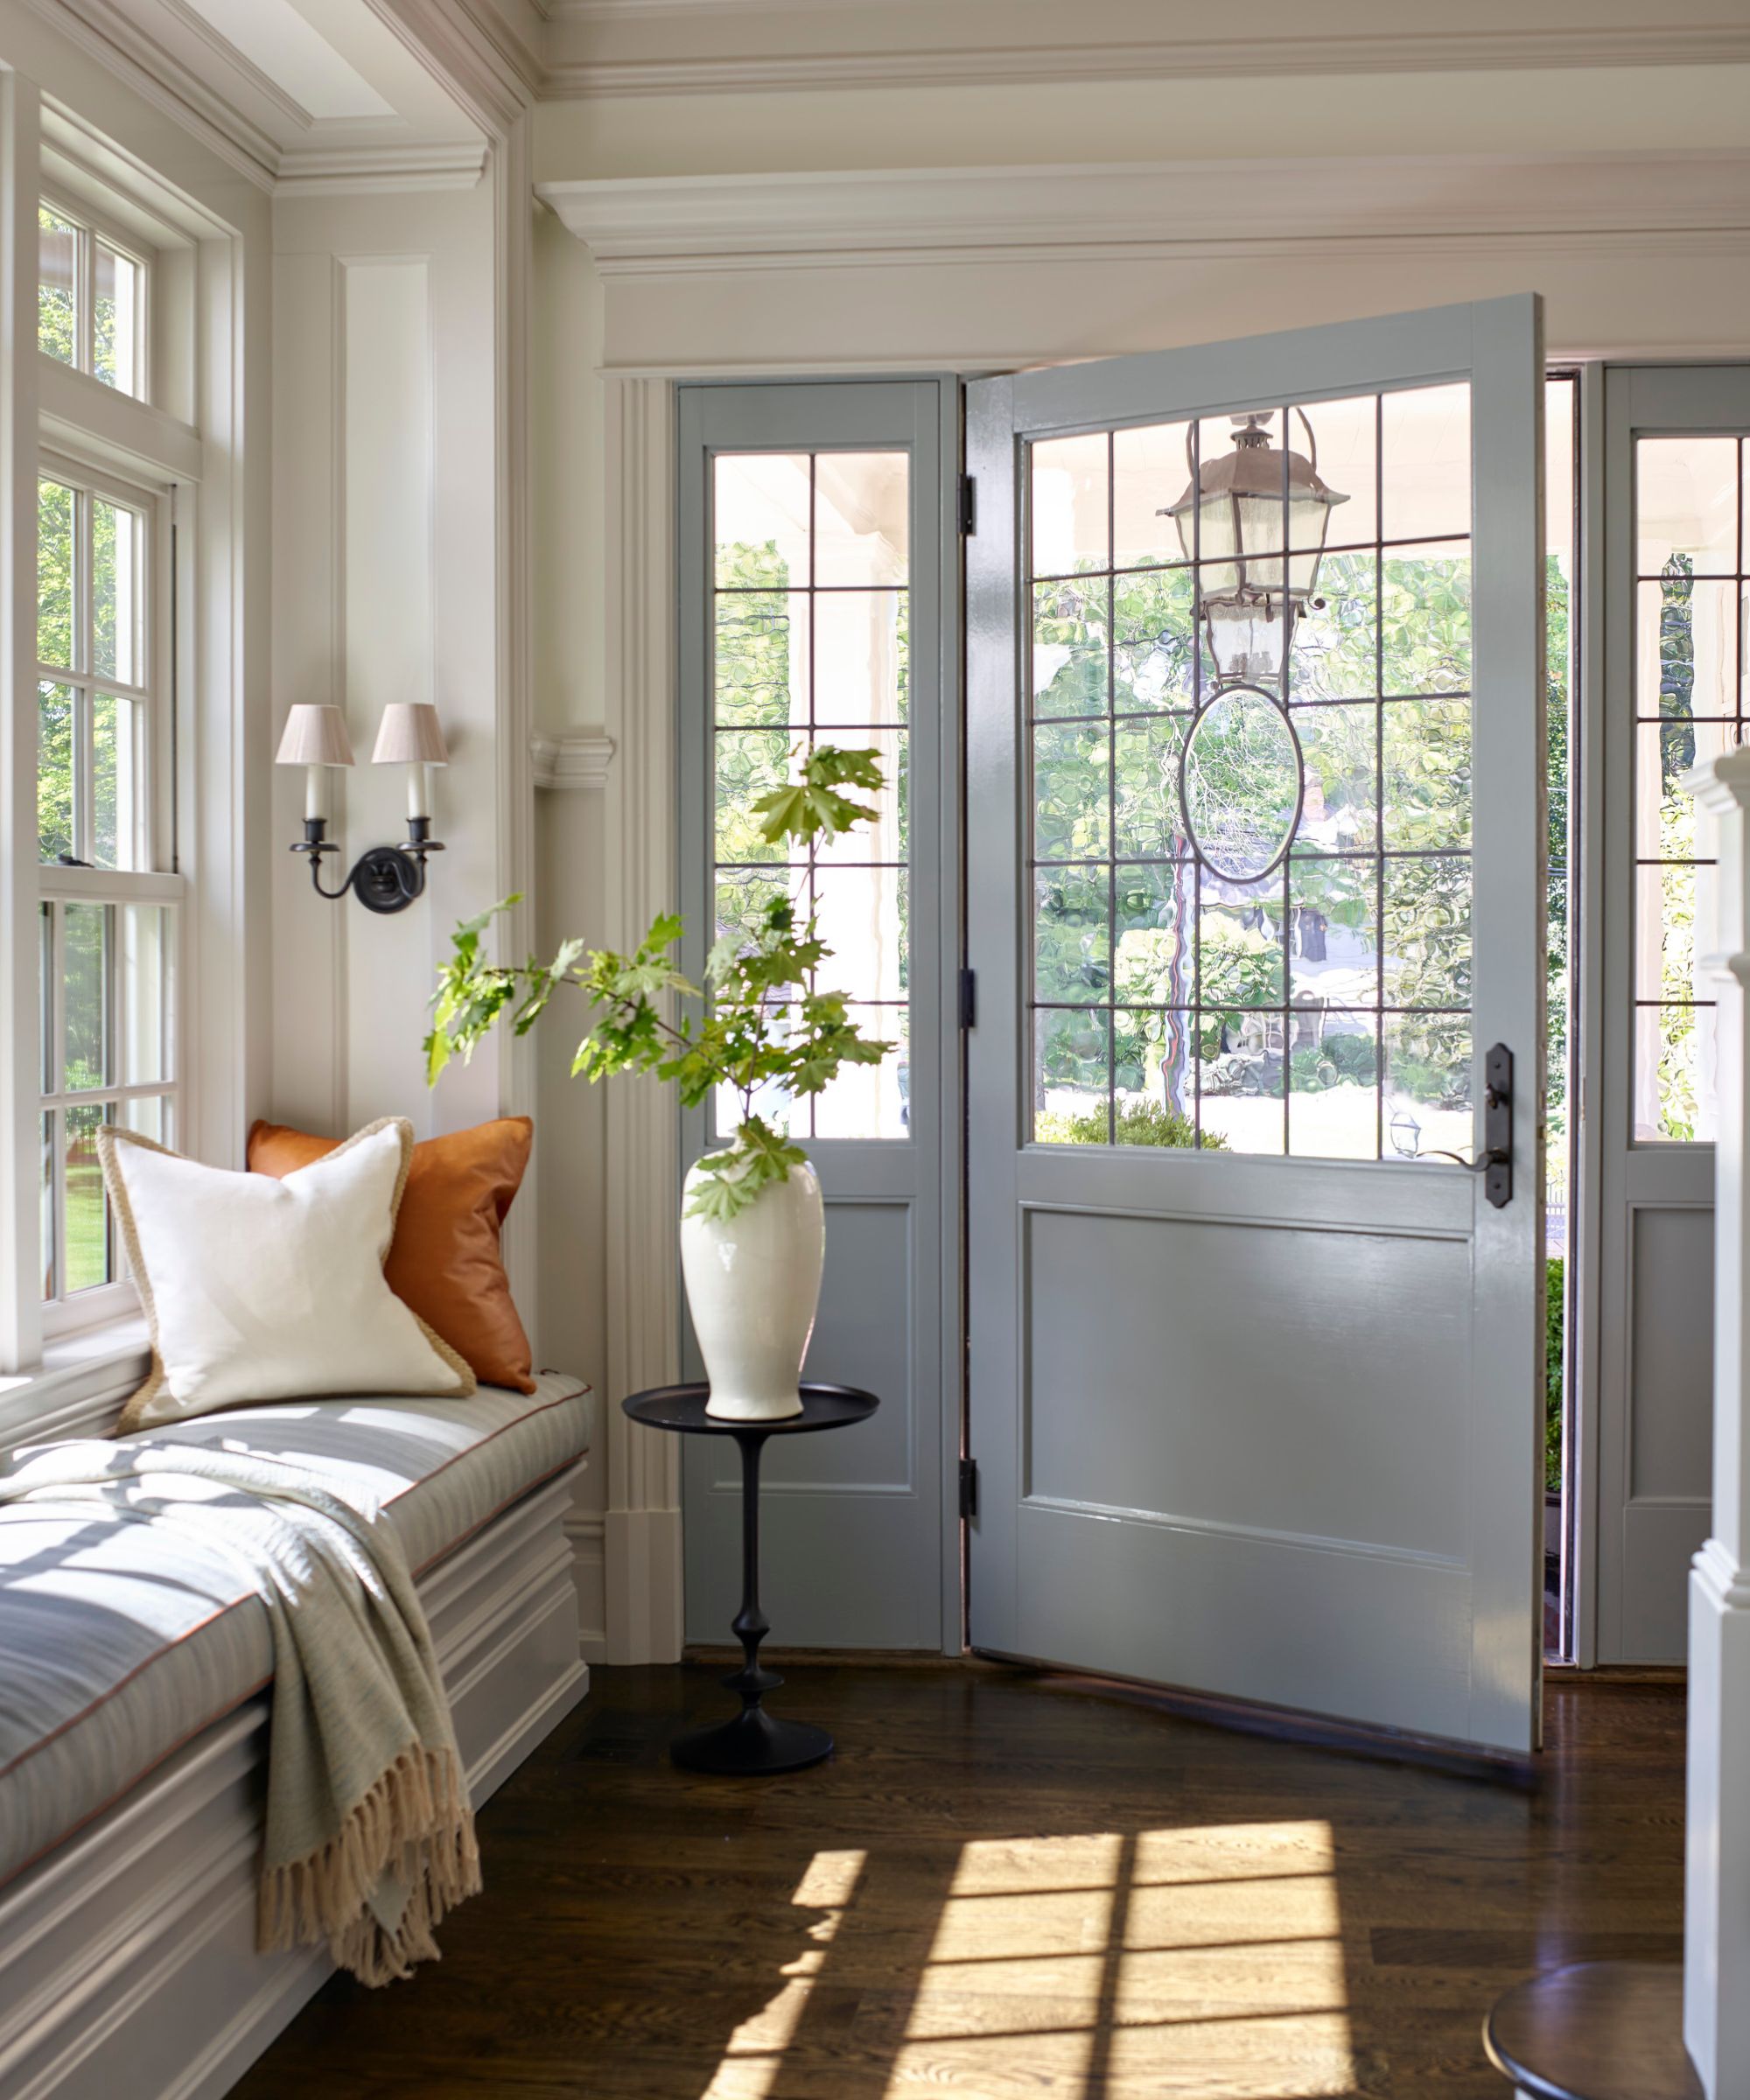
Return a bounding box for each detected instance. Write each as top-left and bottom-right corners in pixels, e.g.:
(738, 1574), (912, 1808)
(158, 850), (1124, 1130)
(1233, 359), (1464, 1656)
(270, 178), (504, 1145)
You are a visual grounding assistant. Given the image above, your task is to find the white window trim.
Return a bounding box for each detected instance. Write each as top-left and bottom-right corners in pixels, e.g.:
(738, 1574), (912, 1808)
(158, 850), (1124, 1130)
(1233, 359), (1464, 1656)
(34, 391), (183, 1343)
(0, 75), (256, 1399)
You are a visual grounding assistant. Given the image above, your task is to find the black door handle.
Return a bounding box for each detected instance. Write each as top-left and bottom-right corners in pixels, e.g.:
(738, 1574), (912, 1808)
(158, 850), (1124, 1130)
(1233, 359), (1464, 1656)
(1418, 1045), (1513, 1208)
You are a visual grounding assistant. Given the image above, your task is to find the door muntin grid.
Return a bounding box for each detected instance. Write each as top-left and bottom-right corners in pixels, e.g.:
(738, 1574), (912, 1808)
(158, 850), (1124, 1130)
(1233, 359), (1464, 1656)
(710, 449), (911, 1143)
(1629, 433), (1747, 1144)
(1026, 383), (1474, 1160)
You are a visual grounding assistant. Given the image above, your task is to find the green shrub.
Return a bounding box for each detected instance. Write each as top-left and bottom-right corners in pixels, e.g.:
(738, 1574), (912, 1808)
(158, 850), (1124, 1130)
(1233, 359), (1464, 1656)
(1035, 1099), (1226, 1150)
(1545, 1254), (1564, 1495)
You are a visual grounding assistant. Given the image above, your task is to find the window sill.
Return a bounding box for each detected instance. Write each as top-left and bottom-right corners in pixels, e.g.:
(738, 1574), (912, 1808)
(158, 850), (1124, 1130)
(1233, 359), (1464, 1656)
(0, 1315), (150, 1456)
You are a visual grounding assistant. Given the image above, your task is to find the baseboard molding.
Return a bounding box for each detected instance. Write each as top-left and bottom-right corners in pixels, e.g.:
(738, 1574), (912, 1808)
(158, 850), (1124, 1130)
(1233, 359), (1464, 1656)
(605, 1502), (682, 1663)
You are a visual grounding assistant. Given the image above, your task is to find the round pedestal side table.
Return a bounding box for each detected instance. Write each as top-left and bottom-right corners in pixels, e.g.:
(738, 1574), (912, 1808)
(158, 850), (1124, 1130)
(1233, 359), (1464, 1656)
(620, 1381), (879, 1775)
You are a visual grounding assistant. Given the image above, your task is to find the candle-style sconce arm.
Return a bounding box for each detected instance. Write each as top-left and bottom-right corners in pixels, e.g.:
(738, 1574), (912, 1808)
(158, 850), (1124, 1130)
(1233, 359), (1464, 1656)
(290, 816), (444, 915)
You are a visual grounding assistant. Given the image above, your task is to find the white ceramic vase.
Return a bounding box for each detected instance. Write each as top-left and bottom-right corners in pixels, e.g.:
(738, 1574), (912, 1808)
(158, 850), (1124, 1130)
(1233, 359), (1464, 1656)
(680, 1158), (824, 1421)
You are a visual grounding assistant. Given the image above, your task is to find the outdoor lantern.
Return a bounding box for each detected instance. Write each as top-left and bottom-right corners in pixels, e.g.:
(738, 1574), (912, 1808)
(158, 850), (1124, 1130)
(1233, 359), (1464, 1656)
(1163, 410), (1348, 688)
(1389, 1106), (1423, 1159)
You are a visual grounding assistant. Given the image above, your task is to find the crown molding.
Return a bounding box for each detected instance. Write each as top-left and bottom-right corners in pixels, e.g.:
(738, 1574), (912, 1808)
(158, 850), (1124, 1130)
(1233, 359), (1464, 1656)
(157, 0), (314, 136)
(275, 139), (489, 196)
(364, 0), (539, 137)
(532, 729), (617, 788)
(540, 150), (1750, 275)
(540, 23), (1750, 98)
(13, 0), (281, 190)
(18, 0), (504, 192)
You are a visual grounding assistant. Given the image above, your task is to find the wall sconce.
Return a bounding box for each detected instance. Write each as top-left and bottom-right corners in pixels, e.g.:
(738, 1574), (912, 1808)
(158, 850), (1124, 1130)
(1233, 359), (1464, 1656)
(275, 702), (449, 914)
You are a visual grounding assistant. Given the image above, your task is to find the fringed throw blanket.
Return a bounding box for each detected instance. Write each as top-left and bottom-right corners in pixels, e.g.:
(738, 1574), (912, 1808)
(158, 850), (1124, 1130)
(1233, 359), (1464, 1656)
(0, 1439), (480, 1984)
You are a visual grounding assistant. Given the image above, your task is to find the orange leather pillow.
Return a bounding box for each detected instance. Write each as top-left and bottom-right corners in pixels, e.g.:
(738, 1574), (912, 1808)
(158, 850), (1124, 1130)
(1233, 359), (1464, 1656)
(247, 1115), (536, 1395)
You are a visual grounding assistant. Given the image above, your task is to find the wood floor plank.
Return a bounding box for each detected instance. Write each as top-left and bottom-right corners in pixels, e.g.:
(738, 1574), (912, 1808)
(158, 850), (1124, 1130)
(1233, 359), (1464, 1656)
(231, 1664), (1685, 2100)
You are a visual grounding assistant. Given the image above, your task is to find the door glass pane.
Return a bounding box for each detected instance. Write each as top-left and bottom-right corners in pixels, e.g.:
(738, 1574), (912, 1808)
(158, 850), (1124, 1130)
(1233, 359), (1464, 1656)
(1032, 433), (1108, 578)
(38, 206), (79, 366)
(715, 454), (809, 588)
(1632, 433), (1746, 1142)
(711, 448), (911, 1140)
(813, 591), (908, 725)
(716, 591), (806, 725)
(814, 452), (908, 586)
(1638, 437), (1740, 575)
(1028, 381), (1474, 1158)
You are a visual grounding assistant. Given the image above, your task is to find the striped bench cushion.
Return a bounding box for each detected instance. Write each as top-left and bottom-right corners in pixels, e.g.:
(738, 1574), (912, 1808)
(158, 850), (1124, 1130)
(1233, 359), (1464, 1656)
(0, 1374), (593, 1892)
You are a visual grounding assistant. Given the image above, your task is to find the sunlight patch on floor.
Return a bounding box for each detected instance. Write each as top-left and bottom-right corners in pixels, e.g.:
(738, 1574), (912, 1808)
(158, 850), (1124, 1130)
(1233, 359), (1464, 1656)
(701, 1849), (866, 2100)
(887, 1821), (1355, 2099)
(700, 1824), (1356, 2100)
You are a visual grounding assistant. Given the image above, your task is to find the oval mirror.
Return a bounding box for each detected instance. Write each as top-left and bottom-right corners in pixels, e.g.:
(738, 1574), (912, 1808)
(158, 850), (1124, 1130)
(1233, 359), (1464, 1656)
(1179, 685), (1303, 883)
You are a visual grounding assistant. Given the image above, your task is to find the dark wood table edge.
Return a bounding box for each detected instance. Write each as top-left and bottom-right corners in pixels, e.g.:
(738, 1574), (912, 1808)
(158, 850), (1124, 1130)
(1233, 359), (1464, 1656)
(1483, 1960), (1699, 2100)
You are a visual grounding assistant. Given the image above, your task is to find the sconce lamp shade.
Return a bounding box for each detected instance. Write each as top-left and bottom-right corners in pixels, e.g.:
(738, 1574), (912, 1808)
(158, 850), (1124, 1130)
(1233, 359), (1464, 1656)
(371, 703), (450, 767)
(275, 704), (356, 768)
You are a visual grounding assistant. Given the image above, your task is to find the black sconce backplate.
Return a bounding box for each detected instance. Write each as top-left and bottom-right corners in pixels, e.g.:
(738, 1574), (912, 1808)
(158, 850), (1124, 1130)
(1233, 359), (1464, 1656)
(292, 817), (441, 913)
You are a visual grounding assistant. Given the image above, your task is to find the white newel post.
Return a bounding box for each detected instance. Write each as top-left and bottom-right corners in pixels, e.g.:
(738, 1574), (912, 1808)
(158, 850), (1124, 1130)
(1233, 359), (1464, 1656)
(1686, 748), (1750, 2097)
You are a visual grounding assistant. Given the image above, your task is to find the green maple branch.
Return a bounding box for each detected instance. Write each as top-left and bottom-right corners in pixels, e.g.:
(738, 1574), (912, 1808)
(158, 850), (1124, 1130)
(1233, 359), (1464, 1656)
(425, 742), (896, 1221)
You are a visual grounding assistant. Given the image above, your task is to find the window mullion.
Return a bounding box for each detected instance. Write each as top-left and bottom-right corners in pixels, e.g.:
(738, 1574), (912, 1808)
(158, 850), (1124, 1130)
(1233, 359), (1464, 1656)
(77, 221), (93, 382)
(75, 487), (93, 863)
(52, 903), (66, 1305)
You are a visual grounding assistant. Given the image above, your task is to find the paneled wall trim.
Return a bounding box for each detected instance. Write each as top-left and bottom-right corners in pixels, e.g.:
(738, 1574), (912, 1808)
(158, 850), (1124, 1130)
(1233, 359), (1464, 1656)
(1684, 747), (1750, 2094)
(598, 374), (683, 1665)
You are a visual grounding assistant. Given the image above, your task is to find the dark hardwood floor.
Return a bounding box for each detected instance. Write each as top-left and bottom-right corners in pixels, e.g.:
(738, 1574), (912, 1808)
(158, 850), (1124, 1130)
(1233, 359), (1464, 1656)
(233, 1662), (1685, 2100)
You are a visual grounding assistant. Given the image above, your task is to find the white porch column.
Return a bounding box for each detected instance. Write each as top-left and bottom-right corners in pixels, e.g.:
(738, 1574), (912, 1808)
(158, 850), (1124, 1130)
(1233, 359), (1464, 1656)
(1685, 746), (1750, 2096)
(599, 375), (683, 1664)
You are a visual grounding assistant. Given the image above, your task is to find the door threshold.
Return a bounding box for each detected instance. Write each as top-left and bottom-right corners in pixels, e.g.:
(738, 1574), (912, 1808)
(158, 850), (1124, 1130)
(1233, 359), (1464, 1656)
(975, 1651), (1537, 1786)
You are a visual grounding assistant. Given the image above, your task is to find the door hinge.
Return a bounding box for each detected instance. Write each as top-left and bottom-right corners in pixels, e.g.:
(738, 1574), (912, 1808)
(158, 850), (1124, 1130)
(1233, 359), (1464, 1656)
(958, 966), (976, 1029)
(958, 473), (976, 536)
(959, 1456), (979, 1521)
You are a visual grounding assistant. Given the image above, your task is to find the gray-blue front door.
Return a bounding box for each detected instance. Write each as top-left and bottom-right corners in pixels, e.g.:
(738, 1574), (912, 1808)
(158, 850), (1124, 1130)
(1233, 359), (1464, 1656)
(965, 299), (1548, 1753)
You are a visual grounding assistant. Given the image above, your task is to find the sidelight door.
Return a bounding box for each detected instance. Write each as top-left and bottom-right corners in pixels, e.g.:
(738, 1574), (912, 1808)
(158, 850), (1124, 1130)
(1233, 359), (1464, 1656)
(677, 380), (956, 1651)
(966, 298), (1546, 1753)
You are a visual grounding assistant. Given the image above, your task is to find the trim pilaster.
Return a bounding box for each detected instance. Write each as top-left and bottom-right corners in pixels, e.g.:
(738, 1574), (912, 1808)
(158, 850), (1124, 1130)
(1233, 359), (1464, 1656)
(600, 374), (682, 1664)
(1684, 747), (1750, 2096)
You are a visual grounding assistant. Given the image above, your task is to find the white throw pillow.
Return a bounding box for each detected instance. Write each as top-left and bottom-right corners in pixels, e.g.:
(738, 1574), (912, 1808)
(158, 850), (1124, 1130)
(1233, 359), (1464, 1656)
(100, 1117), (474, 1434)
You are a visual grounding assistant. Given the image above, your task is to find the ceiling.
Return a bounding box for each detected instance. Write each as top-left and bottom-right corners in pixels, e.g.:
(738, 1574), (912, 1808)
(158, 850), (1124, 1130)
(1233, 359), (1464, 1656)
(27, 0), (488, 190)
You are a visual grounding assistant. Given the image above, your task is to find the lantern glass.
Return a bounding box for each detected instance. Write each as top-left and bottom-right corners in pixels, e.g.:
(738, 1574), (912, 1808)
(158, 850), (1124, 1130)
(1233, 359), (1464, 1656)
(1165, 410), (1349, 688)
(1204, 598), (1287, 687)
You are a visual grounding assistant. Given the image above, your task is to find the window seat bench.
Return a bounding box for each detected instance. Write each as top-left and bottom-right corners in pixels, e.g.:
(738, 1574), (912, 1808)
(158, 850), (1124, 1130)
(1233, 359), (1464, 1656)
(0, 1373), (595, 2100)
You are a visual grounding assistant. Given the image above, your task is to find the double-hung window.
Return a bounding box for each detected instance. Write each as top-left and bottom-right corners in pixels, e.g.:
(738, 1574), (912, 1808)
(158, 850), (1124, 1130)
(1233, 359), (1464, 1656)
(33, 212), (178, 1335)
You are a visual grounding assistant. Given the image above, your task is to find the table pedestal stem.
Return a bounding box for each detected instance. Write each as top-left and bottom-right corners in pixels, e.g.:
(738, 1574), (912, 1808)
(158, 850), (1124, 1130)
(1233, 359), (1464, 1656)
(669, 1426), (834, 1775)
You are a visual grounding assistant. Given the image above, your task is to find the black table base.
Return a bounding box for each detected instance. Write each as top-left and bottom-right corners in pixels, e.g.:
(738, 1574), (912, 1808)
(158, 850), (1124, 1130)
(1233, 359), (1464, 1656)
(620, 1382), (880, 1777)
(670, 1708), (834, 1775)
